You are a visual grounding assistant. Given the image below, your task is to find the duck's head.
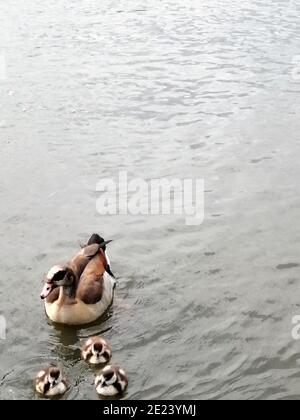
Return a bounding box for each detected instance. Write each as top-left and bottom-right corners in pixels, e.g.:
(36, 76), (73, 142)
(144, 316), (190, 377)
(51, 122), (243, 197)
(41, 266), (76, 299)
(95, 365), (128, 397)
(81, 336), (112, 365)
(35, 364), (67, 397)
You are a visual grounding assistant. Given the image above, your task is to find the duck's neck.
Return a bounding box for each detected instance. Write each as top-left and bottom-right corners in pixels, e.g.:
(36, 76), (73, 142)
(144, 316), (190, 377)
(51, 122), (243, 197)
(59, 283), (76, 302)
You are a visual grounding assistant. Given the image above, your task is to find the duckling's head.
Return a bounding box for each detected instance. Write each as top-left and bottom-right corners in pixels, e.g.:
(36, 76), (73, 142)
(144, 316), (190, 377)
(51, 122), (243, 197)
(81, 336), (112, 365)
(35, 365), (67, 397)
(95, 365), (128, 397)
(41, 266), (76, 299)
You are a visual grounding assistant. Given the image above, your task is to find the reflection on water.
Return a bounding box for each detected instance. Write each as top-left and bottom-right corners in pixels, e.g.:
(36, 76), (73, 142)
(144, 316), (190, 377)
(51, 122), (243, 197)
(0, 0), (300, 399)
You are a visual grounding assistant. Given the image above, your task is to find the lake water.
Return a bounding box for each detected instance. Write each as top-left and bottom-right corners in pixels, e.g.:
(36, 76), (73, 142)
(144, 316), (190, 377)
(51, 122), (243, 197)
(1, 0), (300, 400)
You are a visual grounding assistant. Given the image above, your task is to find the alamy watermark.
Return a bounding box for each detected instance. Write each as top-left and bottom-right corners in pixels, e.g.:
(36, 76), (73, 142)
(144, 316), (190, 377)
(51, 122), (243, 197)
(0, 316), (6, 340)
(96, 171), (205, 226)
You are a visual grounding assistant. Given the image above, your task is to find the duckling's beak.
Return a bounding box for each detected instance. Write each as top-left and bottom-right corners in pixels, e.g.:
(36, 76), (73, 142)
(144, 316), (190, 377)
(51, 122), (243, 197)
(40, 282), (55, 299)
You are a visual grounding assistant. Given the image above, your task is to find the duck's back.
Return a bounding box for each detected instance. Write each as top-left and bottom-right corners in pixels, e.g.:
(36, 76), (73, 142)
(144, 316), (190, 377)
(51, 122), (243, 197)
(77, 250), (115, 304)
(77, 253), (106, 304)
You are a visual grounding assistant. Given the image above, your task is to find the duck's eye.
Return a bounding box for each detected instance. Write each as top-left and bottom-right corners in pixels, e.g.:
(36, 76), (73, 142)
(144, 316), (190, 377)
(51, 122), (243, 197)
(52, 271), (66, 282)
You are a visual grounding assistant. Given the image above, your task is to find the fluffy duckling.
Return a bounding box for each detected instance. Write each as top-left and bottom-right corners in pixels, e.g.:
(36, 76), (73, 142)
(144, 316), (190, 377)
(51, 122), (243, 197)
(35, 364), (67, 397)
(95, 364), (128, 397)
(81, 336), (112, 365)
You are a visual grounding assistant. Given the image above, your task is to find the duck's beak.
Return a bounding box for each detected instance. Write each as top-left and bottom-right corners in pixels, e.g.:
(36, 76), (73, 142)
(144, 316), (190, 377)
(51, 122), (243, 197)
(40, 282), (54, 299)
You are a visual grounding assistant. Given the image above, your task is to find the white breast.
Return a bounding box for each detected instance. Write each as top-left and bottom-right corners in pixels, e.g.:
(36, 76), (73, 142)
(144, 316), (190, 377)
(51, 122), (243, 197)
(96, 384), (118, 397)
(47, 381), (67, 396)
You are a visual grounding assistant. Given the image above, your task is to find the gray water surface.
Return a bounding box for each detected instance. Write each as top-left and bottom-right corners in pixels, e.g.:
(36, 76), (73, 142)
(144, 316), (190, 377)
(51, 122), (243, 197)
(0, 0), (300, 400)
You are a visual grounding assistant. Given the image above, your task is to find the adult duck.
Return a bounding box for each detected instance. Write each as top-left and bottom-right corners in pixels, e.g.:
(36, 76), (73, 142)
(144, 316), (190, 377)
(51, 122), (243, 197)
(40, 234), (116, 325)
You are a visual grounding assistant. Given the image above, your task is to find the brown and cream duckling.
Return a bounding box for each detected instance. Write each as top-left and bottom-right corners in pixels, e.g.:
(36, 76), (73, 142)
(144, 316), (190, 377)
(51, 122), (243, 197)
(35, 364), (67, 397)
(81, 336), (112, 365)
(95, 364), (128, 397)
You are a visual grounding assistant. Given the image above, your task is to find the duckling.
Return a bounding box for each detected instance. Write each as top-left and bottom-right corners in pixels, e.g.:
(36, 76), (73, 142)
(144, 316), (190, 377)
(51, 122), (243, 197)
(95, 364), (128, 397)
(81, 336), (112, 365)
(35, 364), (67, 397)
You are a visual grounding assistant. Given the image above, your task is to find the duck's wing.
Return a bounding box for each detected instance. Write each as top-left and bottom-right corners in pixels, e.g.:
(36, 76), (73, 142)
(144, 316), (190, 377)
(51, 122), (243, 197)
(83, 243), (102, 258)
(68, 243), (101, 280)
(76, 252), (106, 304)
